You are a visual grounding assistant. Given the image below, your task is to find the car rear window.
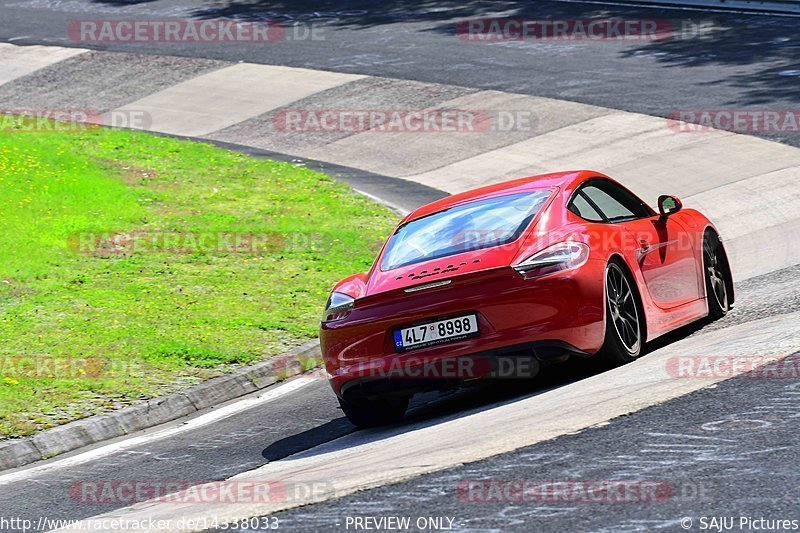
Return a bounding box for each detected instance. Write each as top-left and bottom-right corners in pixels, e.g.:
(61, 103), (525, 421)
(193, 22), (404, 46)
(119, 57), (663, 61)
(381, 190), (551, 270)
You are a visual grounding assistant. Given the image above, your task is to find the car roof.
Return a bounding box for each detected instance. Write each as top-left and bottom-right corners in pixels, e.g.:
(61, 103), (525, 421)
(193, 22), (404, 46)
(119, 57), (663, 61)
(402, 170), (598, 223)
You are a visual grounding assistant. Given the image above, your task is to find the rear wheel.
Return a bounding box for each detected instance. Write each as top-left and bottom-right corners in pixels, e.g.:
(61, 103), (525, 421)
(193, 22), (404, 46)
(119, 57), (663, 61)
(703, 232), (732, 320)
(598, 260), (644, 366)
(338, 396), (409, 428)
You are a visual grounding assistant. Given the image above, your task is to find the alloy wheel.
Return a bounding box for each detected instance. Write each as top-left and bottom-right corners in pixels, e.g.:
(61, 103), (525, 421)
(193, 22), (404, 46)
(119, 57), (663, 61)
(606, 263), (641, 354)
(703, 239), (729, 311)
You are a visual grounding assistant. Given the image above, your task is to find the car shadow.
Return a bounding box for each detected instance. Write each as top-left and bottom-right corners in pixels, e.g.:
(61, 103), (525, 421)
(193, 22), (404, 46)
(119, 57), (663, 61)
(258, 356), (612, 461)
(262, 418), (355, 461)
(261, 315), (718, 462)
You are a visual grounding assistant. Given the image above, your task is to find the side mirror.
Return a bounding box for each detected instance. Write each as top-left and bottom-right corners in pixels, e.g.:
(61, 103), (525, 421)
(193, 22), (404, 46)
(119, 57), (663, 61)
(658, 195), (682, 217)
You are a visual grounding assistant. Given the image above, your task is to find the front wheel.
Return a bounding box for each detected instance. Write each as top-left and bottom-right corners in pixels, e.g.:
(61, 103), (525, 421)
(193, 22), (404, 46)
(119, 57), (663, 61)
(338, 396), (409, 428)
(703, 232), (732, 320)
(598, 260), (644, 366)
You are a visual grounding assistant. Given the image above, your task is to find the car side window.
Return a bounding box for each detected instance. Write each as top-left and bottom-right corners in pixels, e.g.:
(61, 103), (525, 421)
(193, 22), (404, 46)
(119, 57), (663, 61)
(568, 192), (604, 222)
(577, 181), (652, 222)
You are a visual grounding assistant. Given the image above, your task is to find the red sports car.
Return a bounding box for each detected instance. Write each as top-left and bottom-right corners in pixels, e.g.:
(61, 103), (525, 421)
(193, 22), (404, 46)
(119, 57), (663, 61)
(321, 170), (733, 427)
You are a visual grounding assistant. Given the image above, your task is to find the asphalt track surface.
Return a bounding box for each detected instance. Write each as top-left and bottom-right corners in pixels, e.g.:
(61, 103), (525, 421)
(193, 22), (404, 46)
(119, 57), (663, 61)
(263, 345), (800, 533)
(2, 0), (800, 147)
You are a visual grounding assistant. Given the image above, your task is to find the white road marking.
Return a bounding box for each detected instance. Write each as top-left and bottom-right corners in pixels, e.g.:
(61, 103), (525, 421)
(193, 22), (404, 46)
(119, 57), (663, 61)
(0, 376), (317, 486)
(53, 313), (800, 532)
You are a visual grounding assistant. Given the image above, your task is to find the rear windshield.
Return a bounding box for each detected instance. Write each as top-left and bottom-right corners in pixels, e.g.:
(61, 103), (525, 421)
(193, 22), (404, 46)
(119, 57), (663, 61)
(381, 190), (551, 270)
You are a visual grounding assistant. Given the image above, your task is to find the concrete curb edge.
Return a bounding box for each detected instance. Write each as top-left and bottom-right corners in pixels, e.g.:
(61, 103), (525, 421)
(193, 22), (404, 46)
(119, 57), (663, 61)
(0, 339), (321, 472)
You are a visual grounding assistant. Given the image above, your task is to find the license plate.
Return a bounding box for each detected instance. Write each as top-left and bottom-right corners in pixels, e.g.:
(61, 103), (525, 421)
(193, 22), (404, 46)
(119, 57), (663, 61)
(394, 314), (479, 351)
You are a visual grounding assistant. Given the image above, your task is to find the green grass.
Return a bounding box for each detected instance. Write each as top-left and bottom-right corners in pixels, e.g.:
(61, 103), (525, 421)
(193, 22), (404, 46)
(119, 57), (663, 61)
(0, 117), (396, 438)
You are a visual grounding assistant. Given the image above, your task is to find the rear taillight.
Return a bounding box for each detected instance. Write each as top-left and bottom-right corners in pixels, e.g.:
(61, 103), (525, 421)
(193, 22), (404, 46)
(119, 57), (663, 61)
(322, 292), (355, 322)
(512, 241), (590, 280)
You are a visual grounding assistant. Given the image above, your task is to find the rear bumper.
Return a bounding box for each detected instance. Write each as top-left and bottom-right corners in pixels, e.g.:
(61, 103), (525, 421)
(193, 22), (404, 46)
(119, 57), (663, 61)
(321, 261), (606, 400)
(338, 340), (588, 401)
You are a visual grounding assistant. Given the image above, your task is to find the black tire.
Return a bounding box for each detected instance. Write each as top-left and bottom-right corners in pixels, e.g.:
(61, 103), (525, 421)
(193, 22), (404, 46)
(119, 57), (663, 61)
(338, 396), (409, 428)
(703, 231), (732, 320)
(598, 260), (644, 366)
